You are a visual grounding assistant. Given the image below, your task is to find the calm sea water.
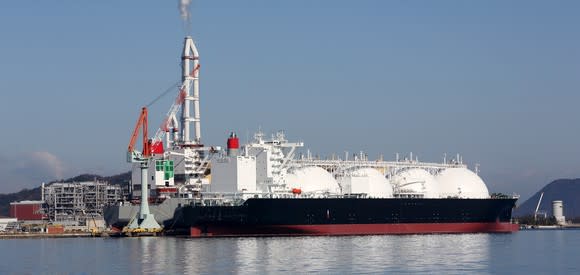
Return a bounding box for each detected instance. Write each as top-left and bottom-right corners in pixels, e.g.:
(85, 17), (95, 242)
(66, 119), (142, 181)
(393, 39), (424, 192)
(0, 230), (578, 274)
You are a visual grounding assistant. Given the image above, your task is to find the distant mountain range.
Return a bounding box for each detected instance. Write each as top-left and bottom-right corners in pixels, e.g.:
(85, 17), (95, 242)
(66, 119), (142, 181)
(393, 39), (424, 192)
(514, 178), (580, 218)
(0, 172), (130, 217)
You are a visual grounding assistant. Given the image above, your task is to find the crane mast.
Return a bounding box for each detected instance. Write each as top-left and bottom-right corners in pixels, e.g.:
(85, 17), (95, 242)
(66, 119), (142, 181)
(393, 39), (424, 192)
(149, 36), (212, 194)
(149, 36), (202, 149)
(181, 36), (202, 145)
(168, 36), (212, 192)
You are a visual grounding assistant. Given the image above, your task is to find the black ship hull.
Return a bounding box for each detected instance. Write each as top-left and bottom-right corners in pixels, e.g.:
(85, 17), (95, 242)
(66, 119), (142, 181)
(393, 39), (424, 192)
(178, 198), (519, 237)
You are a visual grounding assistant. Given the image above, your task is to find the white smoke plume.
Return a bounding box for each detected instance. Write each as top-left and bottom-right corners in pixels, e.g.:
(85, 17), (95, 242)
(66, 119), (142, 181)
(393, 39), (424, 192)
(0, 151), (66, 193)
(29, 151), (65, 179)
(179, 0), (192, 22)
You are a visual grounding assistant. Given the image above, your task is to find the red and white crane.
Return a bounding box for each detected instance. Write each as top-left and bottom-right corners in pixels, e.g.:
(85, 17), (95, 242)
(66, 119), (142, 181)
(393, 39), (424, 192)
(147, 36), (202, 154)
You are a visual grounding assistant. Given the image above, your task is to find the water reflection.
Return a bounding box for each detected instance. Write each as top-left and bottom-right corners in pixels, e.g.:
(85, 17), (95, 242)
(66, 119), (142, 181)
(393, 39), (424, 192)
(178, 234), (492, 274)
(3, 232), (580, 274)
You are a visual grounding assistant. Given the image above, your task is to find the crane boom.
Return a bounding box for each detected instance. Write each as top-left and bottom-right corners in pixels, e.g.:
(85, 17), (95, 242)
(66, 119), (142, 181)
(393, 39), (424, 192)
(151, 86), (187, 146)
(534, 192), (544, 214)
(534, 192), (544, 221)
(127, 107), (150, 162)
(151, 62), (201, 148)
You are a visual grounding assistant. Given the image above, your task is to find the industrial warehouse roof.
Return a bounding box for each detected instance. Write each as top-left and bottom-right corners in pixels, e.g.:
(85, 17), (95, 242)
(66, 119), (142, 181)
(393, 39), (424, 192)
(9, 200), (44, 205)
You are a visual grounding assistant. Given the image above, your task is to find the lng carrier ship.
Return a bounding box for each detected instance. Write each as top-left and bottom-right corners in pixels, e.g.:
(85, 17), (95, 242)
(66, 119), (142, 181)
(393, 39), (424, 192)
(103, 36), (519, 236)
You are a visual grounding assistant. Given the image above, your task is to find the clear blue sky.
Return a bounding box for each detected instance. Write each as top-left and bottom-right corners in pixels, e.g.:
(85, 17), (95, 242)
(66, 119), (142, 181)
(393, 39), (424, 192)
(0, 1), (578, 201)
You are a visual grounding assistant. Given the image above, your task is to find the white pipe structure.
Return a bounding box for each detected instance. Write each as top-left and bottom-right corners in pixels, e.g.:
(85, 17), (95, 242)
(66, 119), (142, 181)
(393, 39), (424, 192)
(534, 192), (544, 220)
(181, 36), (202, 145)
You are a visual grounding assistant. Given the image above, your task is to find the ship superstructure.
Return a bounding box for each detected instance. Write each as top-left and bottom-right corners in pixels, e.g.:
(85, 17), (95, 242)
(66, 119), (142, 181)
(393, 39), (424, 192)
(201, 131), (495, 202)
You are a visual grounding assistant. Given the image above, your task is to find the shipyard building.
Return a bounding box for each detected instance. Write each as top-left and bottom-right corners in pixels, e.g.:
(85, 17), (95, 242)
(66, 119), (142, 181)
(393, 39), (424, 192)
(42, 181), (123, 226)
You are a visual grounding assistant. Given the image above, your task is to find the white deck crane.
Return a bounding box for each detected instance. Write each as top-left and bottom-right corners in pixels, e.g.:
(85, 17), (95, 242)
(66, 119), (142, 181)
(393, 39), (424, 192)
(145, 36), (202, 153)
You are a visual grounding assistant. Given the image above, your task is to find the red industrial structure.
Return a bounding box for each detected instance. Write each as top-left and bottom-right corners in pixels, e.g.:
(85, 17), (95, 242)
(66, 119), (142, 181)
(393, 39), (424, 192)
(9, 201), (45, 220)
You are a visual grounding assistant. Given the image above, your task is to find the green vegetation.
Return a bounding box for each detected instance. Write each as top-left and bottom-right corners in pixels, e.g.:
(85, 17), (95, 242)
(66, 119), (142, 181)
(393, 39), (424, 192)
(516, 215), (557, 226)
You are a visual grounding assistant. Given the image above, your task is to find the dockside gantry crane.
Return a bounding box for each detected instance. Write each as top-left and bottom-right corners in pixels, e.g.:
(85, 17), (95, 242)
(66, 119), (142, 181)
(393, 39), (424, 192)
(126, 107), (161, 233)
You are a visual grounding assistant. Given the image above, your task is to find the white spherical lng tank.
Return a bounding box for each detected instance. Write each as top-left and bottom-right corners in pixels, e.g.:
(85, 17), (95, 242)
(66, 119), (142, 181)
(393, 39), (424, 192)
(391, 168), (439, 198)
(339, 168), (393, 198)
(436, 168), (489, 198)
(285, 166), (340, 194)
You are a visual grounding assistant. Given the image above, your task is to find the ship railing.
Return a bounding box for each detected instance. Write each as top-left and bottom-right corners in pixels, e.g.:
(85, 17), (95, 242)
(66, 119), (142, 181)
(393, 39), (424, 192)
(490, 193), (520, 199)
(189, 191), (360, 205)
(292, 159), (466, 171)
(188, 192), (255, 207)
(189, 191), (483, 204)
